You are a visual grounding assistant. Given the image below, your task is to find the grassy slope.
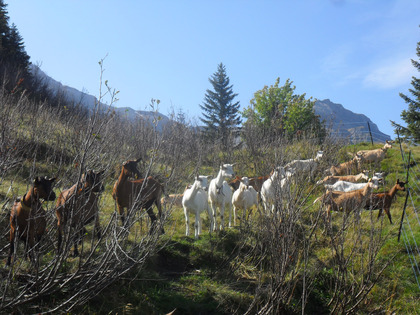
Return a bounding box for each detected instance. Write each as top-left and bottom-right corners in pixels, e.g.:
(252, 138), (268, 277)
(0, 142), (419, 314)
(82, 143), (420, 314)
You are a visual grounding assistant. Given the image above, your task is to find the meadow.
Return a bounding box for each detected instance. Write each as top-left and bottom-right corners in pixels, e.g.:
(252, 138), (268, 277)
(0, 89), (419, 314)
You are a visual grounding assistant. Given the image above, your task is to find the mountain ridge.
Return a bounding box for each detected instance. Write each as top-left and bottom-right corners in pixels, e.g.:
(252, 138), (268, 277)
(32, 65), (390, 142)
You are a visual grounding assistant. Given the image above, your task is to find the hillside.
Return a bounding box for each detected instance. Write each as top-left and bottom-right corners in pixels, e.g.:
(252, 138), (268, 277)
(0, 85), (418, 314)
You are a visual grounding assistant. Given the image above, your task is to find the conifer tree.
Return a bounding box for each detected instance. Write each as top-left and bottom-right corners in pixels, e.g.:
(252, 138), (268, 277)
(200, 63), (241, 149)
(0, 1), (31, 92)
(396, 37), (420, 143)
(0, 0), (10, 54)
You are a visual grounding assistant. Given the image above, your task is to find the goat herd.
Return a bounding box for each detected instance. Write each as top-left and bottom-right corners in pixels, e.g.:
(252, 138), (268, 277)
(5, 141), (406, 266)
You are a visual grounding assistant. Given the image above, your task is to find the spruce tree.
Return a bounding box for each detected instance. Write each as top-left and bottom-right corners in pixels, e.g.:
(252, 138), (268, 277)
(0, 1), (31, 91)
(200, 63), (241, 149)
(397, 37), (420, 143)
(0, 0), (10, 56)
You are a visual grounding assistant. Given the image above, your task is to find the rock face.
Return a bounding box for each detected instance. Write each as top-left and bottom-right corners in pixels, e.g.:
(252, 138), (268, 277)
(314, 99), (390, 142)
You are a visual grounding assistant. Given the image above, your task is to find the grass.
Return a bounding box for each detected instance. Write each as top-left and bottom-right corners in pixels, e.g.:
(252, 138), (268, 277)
(0, 142), (419, 314)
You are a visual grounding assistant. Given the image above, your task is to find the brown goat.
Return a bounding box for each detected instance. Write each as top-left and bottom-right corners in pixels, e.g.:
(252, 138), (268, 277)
(7, 176), (56, 266)
(229, 175), (269, 192)
(249, 175), (270, 192)
(112, 158), (164, 233)
(364, 179), (406, 224)
(317, 172), (369, 185)
(55, 170), (104, 256)
(161, 193), (184, 208)
(228, 176), (242, 191)
(327, 156), (362, 176)
(315, 179), (374, 221)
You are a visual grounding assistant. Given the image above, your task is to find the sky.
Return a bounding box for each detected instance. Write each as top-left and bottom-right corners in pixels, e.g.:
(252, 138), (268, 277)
(6, 0), (420, 138)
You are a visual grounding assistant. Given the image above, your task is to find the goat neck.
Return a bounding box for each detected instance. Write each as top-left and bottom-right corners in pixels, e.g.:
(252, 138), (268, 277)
(117, 165), (132, 185)
(214, 169), (226, 193)
(388, 180), (406, 198)
(362, 179), (374, 196)
(20, 186), (37, 211)
(186, 179), (203, 201)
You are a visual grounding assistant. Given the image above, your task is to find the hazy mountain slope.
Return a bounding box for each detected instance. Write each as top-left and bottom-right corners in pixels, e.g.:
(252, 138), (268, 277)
(314, 99), (390, 142)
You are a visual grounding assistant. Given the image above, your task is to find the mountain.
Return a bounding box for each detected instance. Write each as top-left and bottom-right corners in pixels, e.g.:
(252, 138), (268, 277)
(32, 65), (390, 142)
(31, 65), (171, 131)
(314, 99), (390, 142)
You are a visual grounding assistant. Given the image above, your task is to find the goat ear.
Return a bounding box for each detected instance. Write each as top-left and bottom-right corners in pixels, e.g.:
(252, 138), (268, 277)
(49, 177), (57, 182)
(135, 158), (141, 163)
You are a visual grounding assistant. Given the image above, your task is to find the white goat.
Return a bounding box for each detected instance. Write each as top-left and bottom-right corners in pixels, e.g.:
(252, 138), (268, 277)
(260, 166), (289, 214)
(324, 173), (384, 192)
(182, 175), (211, 239)
(316, 172), (369, 185)
(232, 177), (259, 224)
(285, 151), (323, 179)
(208, 164), (235, 231)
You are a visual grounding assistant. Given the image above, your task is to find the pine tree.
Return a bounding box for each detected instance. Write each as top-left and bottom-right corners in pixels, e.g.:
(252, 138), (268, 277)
(397, 37), (420, 143)
(0, 0), (10, 55)
(0, 1), (31, 92)
(200, 63), (241, 149)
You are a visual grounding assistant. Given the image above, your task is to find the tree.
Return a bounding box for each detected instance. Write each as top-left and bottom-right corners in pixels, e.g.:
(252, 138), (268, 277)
(243, 77), (324, 141)
(0, 1), (31, 92)
(395, 37), (420, 143)
(0, 0), (9, 52)
(200, 63), (241, 149)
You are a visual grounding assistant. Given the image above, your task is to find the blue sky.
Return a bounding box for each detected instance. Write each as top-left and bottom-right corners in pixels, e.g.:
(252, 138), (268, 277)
(7, 0), (420, 138)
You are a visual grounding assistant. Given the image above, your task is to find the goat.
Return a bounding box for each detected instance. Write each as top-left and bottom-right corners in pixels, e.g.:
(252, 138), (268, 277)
(208, 164), (235, 231)
(285, 151), (323, 180)
(364, 179), (406, 224)
(182, 175), (211, 239)
(249, 175), (270, 192)
(314, 179), (374, 221)
(327, 155), (362, 176)
(161, 193), (184, 208)
(55, 170), (104, 256)
(261, 167), (288, 214)
(232, 177), (259, 224)
(356, 141), (392, 167)
(324, 173), (383, 192)
(112, 158), (164, 233)
(229, 174), (269, 193)
(7, 176), (56, 266)
(228, 176), (242, 191)
(316, 171), (369, 185)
